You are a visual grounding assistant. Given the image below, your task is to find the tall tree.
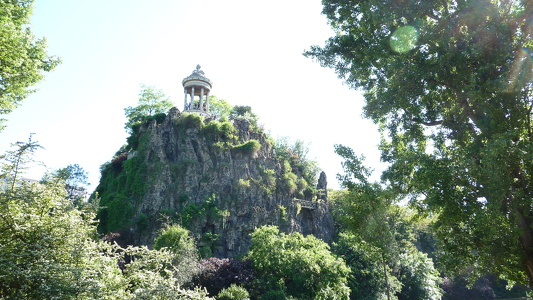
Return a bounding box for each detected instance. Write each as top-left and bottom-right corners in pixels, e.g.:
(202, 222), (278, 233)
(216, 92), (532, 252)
(43, 163), (90, 204)
(0, 0), (61, 130)
(124, 84), (174, 132)
(208, 95), (232, 119)
(0, 134), (42, 191)
(334, 145), (442, 300)
(306, 0), (533, 286)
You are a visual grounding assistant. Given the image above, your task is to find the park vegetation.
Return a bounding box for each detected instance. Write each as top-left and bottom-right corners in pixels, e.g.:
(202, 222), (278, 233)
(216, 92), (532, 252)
(1, 0), (533, 298)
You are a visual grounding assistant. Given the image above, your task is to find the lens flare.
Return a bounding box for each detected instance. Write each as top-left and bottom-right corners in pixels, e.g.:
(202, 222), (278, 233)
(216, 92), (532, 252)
(506, 47), (533, 93)
(390, 26), (419, 53)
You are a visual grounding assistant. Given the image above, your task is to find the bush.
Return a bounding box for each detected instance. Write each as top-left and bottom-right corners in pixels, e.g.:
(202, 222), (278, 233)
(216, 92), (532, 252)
(274, 138), (320, 186)
(217, 284), (250, 300)
(229, 105), (259, 127)
(202, 120), (236, 141)
(175, 112), (205, 129)
(110, 153), (128, 171)
(154, 224), (196, 255)
(280, 172), (298, 194)
(247, 225), (351, 299)
(145, 112), (167, 124)
(152, 225), (200, 286)
(233, 140), (261, 156)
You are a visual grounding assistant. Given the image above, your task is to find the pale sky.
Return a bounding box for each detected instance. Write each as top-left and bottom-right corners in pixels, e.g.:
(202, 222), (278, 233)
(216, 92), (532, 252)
(0, 0), (383, 191)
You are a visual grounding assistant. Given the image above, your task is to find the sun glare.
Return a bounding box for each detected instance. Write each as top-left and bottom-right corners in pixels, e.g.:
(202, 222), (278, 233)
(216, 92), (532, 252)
(506, 47), (533, 93)
(390, 25), (419, 53)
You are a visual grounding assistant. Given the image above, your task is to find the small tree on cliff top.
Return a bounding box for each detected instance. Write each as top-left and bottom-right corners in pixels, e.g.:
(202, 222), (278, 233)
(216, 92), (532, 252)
(124, 84), (174, 133)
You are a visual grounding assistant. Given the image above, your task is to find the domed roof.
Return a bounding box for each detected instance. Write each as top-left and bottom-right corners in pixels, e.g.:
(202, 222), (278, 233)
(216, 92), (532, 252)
(182, 65), (212, 88)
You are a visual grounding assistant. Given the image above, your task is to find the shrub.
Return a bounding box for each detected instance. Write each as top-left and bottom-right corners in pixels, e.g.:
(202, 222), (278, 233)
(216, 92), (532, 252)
(110, 153), (128, 171)
(247, 225), (351, 299)
(202, 120), (236, 141)
(274, 138), (320, 186)
(280, 172), (297, 194)
(233, 140), (261, 156)
(229, 105), (259, 128)
(175, 112), (205, 129)
(154, 224), (196, 255)
(217, 284), (250, 300)
(145, 112), (167, 124)
(237, 179), (251, 188)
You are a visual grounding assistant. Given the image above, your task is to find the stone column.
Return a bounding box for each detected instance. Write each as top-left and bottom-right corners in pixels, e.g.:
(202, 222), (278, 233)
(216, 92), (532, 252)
(191, 86), (195, 109)
(200, 88), (204, 112)
(184, 88), (188, 111)
(206, 91), (210, 112)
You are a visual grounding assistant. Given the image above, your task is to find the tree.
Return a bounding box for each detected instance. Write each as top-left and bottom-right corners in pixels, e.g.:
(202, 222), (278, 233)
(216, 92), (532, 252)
(43, 163), (90, 204)
(333, 144), (442, 300)
(0, 0), (61, 130)
(124, 84), (174, 132)
(0, 134), (42, 191)
(247, 225), (351, 299)
(334, 233), (400, 300)
(229, 105), (259, 127)
(0, 140), (212, 299)
(306, 0), (533, 287)
(152, 224), (200, 285)
(0, 141), (125, 299)
(208, 95), (232, 119)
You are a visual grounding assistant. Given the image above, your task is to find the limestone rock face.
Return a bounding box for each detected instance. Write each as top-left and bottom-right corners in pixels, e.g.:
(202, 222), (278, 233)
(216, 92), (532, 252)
(96, 110), (334, 257)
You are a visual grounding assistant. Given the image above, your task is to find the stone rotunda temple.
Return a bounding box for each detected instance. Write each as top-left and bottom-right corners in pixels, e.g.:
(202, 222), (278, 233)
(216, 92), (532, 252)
(182, 65), (212, 116)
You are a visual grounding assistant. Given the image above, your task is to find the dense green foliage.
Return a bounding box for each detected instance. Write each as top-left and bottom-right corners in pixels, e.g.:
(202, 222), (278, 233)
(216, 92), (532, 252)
(154, 224), (196, 253)
(217, 284), (250, 300)
(306, 0), (533, 287)
(0, 0), (60, 130)
(334, 233), (400, 300)
(247, 225), (351, 299)
(201, 119), (237, 141)
(124, 84), (173, 133)
(96, 154), (147, 233)
(208, 95), (233, 119)
(0, 141), (211, 299)
(274, 138), (320, 188)
(331, 145), (442, 300)
(233, 139), (261, 156)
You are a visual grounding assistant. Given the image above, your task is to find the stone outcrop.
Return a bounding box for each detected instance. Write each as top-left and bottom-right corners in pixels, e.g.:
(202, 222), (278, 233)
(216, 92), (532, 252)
(96, 108), (334, 257)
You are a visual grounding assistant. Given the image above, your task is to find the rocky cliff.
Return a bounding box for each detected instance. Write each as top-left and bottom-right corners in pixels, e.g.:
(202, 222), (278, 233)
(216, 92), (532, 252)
(96, 108), (334, 257)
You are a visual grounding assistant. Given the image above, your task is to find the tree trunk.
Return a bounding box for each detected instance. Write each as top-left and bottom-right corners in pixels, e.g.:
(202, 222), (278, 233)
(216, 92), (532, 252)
(516, 209), (533, 288)
(382, 253), (391, 300)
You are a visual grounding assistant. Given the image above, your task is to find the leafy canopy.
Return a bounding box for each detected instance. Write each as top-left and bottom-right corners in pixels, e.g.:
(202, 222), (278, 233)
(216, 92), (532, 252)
(124, 84), (174, 132)
(0, 0), (61, 130)
(306, 0), (533, 287)
(333, 144), (442, 300)
(208, 95), (233, 119)
(0, 140), (210, 299)
(247, 225), (351, 300)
